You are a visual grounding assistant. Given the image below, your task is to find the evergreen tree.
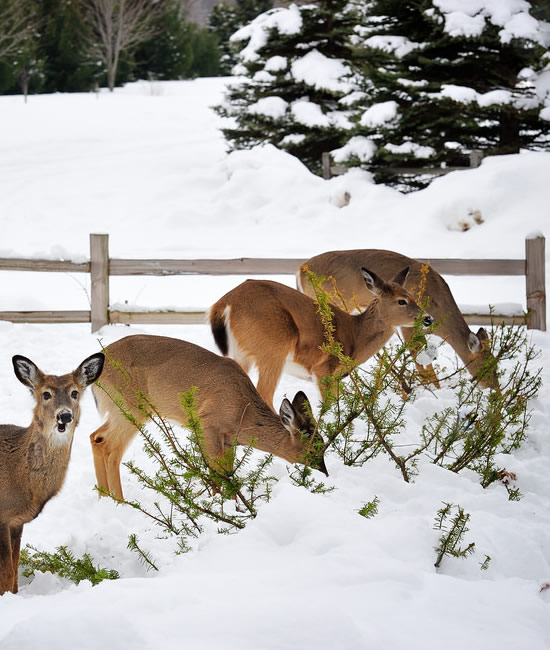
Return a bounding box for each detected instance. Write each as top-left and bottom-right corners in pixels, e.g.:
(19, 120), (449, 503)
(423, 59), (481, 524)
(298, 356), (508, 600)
(38, 0), (97, 93)
(209, 0), (272, 75)
(133, 2), (195, 80)
(339, 0), (550, 191)
(216, 0), (361, 174)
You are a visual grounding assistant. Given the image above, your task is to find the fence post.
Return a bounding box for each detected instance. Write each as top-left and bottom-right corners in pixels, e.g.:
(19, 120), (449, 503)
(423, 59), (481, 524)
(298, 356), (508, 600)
(469, 150), (483, 168)
(322, 152), (332, 180)
(90, 233), (110, 333)
(525, 234), (546, 331)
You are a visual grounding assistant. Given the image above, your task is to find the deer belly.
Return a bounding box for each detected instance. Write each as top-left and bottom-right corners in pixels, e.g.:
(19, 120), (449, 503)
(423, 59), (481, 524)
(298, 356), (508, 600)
(284, 355), (313, 381)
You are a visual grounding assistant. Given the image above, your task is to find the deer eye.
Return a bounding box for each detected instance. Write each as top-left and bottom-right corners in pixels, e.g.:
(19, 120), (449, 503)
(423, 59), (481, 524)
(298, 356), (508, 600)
(398, 299), (408, 306)
(43, 391), (52, 400)
(71, 390), (79, 399)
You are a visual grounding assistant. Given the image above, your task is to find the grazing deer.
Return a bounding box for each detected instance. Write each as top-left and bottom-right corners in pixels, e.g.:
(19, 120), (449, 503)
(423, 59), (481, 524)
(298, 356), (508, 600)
(297, 249), (499, 390)
(90, 335), (327, 501)
(0, 352), (105, 595)
(210, 269), (433, 409)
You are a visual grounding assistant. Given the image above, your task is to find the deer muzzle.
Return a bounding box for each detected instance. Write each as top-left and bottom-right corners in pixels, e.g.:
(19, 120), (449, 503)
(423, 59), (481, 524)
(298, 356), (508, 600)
(423, 315), (434, 328)
(56, 411), (73, 433)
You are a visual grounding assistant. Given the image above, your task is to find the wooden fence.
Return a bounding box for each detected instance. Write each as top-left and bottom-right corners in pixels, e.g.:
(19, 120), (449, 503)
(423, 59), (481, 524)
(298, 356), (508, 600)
(322, 150), (484, 180)
(0, 233), (546, 333)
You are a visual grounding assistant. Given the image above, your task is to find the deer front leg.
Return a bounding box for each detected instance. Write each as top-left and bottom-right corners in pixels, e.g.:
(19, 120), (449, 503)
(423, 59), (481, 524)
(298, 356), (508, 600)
(401, 326), (441, 390)
(10, 524), (23, 594)
(0, 523), (15, 595)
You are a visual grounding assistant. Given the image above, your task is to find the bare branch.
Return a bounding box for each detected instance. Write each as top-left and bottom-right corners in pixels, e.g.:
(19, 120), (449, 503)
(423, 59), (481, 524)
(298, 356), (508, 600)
(0, 0), (40, 58)
(82, 0), (163, 90)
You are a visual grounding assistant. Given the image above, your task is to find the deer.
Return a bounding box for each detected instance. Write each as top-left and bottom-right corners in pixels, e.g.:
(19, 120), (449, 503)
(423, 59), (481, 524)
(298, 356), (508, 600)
(296, 249), (499, 390)
(209, 268), (433, 410)
(0, 352), (105, 595)
(89, 334), (327, 501)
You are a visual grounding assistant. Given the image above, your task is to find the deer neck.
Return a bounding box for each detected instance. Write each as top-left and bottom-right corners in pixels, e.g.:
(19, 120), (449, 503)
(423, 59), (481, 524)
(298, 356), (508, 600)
(24, 420), (74, 509)
(237, 402), (304, 464)
(346, 300), (394, 364)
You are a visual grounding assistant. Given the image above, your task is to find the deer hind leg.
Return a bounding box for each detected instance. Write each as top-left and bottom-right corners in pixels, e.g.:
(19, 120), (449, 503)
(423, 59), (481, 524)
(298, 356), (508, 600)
(401, 326), (441, 390)
(255, 350), (287, 411)
(90, 418), (138, 500)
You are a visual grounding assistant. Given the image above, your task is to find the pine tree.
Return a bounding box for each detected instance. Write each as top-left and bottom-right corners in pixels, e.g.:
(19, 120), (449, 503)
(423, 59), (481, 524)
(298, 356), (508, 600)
(339, 0), (550, 191)
(38, 0), (97, 93)
(132, 2), (195, 80)
(216, 0), (361, 174)
(209, 0), (273, 76)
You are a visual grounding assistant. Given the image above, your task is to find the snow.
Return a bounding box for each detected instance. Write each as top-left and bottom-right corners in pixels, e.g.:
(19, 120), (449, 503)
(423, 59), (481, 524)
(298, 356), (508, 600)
(364, 34), (421, 57)
(290, 49), (353, 94)
(360, 100), (399, 127)
(231, 5), (303, 62)
(249, 95), (288, 119)
(0, 78), (549, 649)
(433, 0), (547, 44)
(331, 136), (377, 163)
(385, 141), (436, 158)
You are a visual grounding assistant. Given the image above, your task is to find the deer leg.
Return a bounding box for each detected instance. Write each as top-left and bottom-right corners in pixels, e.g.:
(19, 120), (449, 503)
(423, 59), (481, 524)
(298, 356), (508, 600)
(90, 423), (110, 497)
(10, 524), (23, 594)
(91, 420), (136, 500)
(0, 524), (14, 595)
(255, 352), (286, 411)
(401, 326), (441, 389)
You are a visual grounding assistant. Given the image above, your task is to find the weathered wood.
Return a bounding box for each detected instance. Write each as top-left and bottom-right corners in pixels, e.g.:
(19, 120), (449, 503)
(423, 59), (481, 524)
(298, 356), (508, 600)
(0, 259), (89, 272)
(108, 310), (525, 328)
(90, 234), (109, 332)
(463, 313), (528, 327)
(322, 152), (332, 180)
(0, 309), (525, 327)
(470, 150), (483, 168)
(109, 258), (307, 276)
(109, 310), (206, 325)
(108, 257), (525, 277)
(0, 311), (90, 323)
(525, 235), (546, 331)
(416, 258), (525, 276)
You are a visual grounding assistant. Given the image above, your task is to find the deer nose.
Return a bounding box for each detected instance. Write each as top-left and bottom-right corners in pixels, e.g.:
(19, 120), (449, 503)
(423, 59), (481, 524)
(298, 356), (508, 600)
(57, 411), (73, 424)
(423, 315), (434, 328)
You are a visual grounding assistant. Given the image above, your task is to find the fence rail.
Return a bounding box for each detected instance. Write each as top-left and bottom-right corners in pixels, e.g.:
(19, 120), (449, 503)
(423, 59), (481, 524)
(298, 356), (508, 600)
(0, 233), (546, 332)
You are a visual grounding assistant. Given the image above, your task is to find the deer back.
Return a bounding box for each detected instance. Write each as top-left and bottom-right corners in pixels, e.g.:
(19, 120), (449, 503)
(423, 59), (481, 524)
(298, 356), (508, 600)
(94, 335), (325, 469)
(299, 249), (497, 387)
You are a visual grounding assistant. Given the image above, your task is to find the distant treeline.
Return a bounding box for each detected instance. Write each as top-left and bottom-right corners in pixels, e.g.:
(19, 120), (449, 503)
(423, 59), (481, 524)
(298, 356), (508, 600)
(0, 0), (224, 95)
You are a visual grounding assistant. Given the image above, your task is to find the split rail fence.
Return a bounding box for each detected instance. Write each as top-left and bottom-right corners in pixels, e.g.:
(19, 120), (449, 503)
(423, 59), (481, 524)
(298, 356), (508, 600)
(0, 233), (546, 333)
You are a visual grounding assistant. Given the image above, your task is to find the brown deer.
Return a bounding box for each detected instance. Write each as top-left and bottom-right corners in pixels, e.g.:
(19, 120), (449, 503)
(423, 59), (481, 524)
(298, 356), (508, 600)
(297, 249), (499, 390)
(210, 269), (433, 409)
(90, 335), (327, 501)
(0, 352), (105, 595)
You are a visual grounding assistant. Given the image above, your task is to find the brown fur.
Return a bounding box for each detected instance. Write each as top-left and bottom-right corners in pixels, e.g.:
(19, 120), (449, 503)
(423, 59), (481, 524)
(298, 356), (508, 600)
(0, 352), (104, 595)
(90, 335), (326, 501)
(297, 249), (498, 389)
(209, 270), (430, 409)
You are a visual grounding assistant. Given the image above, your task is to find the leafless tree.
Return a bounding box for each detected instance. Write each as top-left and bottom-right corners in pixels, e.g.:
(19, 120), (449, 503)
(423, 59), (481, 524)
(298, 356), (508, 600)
(0, 0), (39, 58)
(83, 0), (163, 91)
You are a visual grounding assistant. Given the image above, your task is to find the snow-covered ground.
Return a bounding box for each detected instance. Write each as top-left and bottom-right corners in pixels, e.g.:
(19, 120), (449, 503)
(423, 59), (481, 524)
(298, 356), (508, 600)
(0, 78), (548, 649)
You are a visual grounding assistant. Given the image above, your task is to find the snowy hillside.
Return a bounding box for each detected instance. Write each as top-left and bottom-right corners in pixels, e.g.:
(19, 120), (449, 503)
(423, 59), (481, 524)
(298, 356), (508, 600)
(0, 77), (548, 649)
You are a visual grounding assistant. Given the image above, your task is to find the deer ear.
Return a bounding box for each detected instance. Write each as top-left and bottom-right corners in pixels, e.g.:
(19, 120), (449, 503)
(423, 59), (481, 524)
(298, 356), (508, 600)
(467, 332), (481, 354)
(392, 266), (410, 287)
(74, 353), (105, 387)
(361, 267), (384, 296)
(279, 398), (297, 432)
(12, 356), (42, 389)
(291, 391), (310, 416)
(476, 327), (488, 341)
